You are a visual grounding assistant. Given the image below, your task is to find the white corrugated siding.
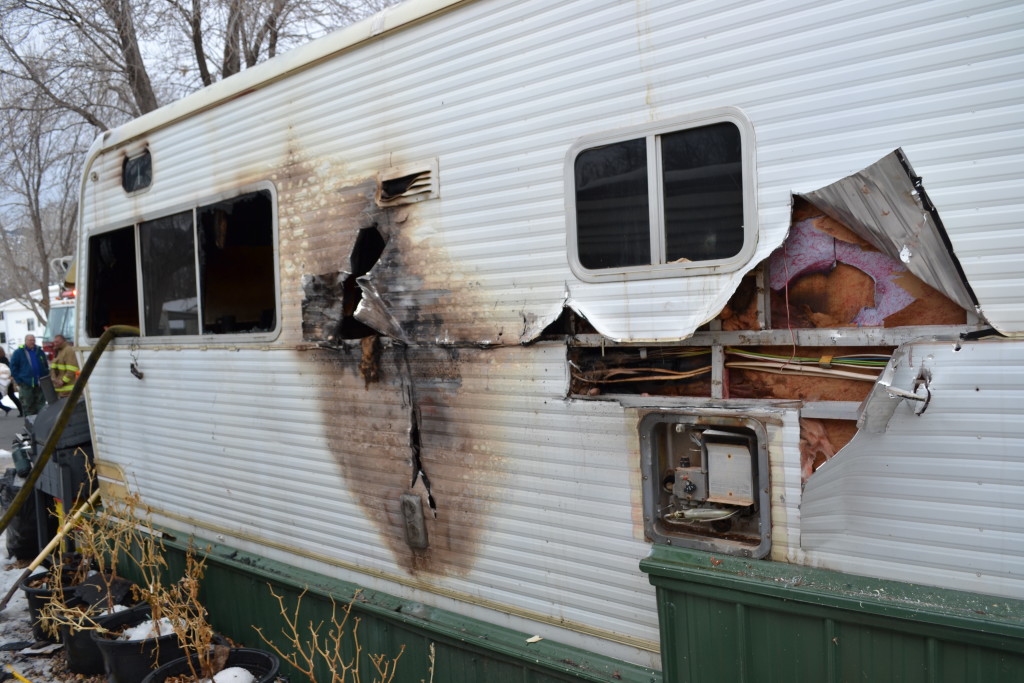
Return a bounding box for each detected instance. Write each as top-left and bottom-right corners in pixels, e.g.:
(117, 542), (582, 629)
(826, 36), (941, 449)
(82, 0), (1024, 341)
(85, 343), (662, 666)
(767, 409), (804, 564)
(801, 340), (1024, 599)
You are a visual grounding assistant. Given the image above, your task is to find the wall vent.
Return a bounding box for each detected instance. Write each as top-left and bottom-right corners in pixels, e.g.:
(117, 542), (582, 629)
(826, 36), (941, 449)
(376, 159), (439, 207)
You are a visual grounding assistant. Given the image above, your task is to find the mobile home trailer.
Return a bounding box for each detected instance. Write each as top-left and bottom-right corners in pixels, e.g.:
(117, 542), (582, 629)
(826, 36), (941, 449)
(77, 0), (1023, 680)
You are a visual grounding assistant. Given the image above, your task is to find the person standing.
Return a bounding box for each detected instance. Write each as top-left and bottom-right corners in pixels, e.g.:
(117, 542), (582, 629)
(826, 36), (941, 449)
(50, 335), (80, 398)
(10, 335), (49, 416)
(0, 347), (16, 416)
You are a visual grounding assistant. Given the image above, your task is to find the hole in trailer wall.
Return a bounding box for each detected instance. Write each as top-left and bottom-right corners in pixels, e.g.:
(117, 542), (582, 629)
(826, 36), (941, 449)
(300, 225), (388, 344)
(339, 226), (387, 340)
(769, 200), (967, 330)
(576, 195), (971, 483)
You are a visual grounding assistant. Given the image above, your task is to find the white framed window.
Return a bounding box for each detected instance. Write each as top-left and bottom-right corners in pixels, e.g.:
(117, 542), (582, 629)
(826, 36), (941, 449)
(85, 182), (279, 341)
(566, 107), (757, 282)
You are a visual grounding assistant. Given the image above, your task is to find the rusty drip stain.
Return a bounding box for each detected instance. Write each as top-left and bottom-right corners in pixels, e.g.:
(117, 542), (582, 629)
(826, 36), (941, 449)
(360, 335), (382, 386)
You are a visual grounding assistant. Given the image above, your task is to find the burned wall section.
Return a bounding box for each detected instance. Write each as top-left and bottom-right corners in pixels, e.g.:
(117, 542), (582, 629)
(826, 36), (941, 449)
(298, 343), (486, 576)
(293, 172), (505, 576)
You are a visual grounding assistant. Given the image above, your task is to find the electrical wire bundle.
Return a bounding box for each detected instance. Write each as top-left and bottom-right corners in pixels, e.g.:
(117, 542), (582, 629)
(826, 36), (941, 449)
(724, 347), (889, 382)
(570, 348), (712, 384)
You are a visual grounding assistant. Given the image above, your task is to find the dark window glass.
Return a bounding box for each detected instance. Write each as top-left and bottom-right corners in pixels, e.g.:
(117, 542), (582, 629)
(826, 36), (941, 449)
(662, 123), (743, 262)
(122, 150), (152, 193)
(197, 190), (276, 334)
(139, 211), (198, 335)
(87, 227), (139, 336)
(575, 138), (650, 269)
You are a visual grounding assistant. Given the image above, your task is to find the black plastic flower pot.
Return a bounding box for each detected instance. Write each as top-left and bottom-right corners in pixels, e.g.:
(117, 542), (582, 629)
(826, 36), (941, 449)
(62, 603), (150, 676)
(60, 620), (105, 676)
(141, 648), (280, 683)
(91, 606), (185, 683)
(18, 569), (71, 643)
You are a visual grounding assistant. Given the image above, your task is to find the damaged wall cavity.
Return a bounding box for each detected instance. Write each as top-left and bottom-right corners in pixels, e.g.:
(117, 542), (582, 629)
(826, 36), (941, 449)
(570, 151), (981, 483)
(296, 145), (988, 572)
(769, 200), (968, 329)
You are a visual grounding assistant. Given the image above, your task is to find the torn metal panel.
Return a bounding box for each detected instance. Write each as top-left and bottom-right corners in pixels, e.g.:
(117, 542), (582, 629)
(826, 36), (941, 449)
(856, 342), (937, 433)
(354, 273), (410, 342)
(801, 339), (1024, 601)
(800, 149), (977, 315)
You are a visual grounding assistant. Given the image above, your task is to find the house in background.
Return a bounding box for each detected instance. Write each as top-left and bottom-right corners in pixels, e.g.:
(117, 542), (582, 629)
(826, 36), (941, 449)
(0, 286), (58, 354)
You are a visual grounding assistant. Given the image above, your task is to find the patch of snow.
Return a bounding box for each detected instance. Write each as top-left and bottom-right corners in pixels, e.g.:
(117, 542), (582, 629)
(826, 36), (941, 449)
(119, 616), (177, 641)
(213, 666), (256, 683)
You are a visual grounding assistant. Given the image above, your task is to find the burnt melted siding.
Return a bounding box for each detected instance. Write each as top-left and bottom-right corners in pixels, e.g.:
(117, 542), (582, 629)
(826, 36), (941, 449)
(303, 343), (481, 576)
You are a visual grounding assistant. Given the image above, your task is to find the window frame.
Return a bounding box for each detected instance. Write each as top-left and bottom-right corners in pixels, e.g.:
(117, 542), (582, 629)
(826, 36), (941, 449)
(85, 181), (281, 344)
(566, 107), (758, 282)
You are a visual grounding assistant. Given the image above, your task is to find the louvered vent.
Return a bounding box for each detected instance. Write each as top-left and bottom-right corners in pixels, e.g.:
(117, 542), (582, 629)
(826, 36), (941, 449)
(376, 159), (439, 207)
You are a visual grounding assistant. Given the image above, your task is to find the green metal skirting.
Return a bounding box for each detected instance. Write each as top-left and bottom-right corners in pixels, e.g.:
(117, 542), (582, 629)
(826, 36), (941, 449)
(640, 546), (1024, 683)
(139, 534), (661, 683)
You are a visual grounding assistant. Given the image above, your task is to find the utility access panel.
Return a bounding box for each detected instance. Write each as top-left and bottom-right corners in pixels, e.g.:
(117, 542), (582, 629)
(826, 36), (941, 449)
(640, 413), (770, 558)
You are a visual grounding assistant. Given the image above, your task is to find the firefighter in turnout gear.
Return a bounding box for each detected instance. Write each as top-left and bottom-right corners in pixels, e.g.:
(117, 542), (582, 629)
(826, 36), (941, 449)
(50, 334), (79, 398)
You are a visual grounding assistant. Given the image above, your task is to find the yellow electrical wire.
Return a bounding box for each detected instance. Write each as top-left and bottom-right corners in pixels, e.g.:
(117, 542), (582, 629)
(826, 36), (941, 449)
(725, 361), (880, 381)
(572, 366), (712, 383)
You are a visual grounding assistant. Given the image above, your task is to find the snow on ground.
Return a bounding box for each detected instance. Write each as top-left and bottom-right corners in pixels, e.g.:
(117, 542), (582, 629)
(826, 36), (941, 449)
(0, 536), (99, 682)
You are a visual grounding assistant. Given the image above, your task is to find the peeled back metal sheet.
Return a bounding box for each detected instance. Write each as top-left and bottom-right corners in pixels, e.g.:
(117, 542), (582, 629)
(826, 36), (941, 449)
(800, 149), (977, 316)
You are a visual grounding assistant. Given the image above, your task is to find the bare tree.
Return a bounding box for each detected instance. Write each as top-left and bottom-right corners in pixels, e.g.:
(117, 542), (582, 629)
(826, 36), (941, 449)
(0, 81), (85, 321)
(0, 0), (397, 310)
